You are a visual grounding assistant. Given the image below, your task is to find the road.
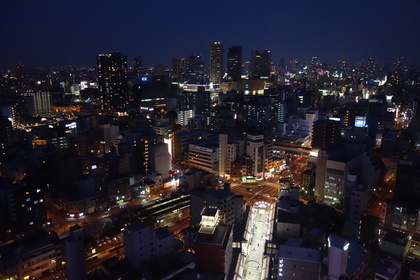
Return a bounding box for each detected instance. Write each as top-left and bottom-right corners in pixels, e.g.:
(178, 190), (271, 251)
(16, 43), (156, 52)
(367, 169), (396, 218)
(230, 181), (280, 205)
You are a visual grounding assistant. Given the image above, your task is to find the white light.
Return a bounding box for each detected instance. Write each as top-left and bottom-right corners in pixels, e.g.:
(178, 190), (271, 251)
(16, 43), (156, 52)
(343, 242), (350, 251)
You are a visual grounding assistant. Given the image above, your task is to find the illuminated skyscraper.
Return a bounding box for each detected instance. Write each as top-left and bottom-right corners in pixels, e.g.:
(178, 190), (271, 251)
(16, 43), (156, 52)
(210, 42), (223, 84)
(97, 52), (128, 112)
(227, 46), (242, 81)
(251, 49), (271, 79)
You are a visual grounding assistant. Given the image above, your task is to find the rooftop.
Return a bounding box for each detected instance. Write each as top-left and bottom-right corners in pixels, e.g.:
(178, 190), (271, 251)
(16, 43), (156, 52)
(278, 245), (321, 263)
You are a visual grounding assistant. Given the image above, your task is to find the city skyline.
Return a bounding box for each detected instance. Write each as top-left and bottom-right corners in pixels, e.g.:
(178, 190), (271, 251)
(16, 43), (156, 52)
(1, 0), (420, 68)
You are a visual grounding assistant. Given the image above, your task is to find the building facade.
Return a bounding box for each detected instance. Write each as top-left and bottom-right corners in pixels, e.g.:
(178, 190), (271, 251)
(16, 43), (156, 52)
(97, 52), (129, 112)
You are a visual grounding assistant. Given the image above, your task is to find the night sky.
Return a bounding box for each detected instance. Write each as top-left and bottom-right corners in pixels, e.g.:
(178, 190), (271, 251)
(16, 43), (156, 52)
(1, 0), (420, 68)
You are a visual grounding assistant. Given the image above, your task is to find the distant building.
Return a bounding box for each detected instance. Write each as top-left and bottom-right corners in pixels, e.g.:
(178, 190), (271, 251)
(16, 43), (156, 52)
(132, 55), (144, 80)
(172, 57), (187, 81)
(227, 46), (242, 81)
(210, 42), (223, 84)
(23, 90), (52, 116)
(187, 55), (206, 84)
(0, 116), (14, 157)
(251, 49), (271, 79)
(97, 52), (129, 113)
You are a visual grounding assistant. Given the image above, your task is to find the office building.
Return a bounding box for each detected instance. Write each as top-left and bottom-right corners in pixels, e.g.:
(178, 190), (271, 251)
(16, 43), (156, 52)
(251, 49), (271, 79)
(97, 52), (129, 112)
(227, 46), (242, 81)
(210, 42), (223, 84)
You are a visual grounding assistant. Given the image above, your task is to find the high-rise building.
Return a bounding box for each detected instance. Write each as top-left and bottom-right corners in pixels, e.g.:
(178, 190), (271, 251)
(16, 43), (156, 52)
(0, 116), (13, 157)
(187, 55), (205, 83)
(219, 134), (228, 177)
(97, 52), (129, 113)
(132, 55), (144, 80)
(210, 42), (223, 84)
(227, 46), (242, 81)
(251, 49), (271, 79)
(172, 57), (187, 81)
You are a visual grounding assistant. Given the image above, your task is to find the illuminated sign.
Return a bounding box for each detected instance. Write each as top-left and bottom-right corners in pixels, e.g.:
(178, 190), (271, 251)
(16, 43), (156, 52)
(354, 116), (366, 127)
(65, 122), (77, 129)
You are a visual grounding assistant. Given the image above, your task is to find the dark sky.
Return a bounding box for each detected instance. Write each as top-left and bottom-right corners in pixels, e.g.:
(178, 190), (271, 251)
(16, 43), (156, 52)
(1, 0), (420, 68)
